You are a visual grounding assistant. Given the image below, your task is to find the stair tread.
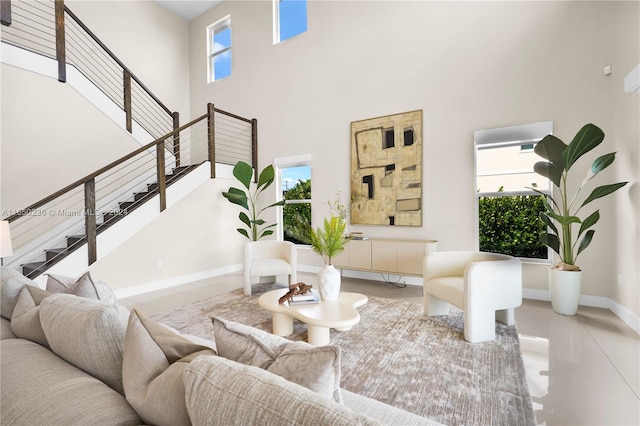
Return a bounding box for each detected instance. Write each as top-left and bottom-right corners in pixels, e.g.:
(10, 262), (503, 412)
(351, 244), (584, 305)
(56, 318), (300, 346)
(134, 192), (152, 201)
(23, 261), (46, 268)
(46, 247), (67, 253)
(46, 247), (72, 261)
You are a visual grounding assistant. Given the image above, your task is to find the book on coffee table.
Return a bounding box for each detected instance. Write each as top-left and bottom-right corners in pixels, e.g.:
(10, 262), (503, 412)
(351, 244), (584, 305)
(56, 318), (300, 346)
(289, 289), (320, 305)
(291, 291), (315, 301)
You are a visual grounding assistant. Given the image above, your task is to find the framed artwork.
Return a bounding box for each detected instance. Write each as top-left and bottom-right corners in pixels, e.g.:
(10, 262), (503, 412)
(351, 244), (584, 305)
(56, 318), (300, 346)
(350, 110), (423, 226)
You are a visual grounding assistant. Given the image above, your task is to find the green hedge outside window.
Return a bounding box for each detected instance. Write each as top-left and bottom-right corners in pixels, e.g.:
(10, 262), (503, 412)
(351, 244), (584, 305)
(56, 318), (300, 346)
(478, 194), (547, 259)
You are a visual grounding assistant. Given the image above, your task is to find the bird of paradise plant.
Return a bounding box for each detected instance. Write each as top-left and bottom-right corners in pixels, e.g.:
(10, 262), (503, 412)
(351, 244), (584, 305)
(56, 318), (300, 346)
(530, 123), (628, 270)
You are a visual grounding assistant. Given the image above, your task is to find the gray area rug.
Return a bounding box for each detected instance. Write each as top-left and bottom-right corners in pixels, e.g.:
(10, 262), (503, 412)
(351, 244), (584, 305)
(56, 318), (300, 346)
(151, 283), (535, 425)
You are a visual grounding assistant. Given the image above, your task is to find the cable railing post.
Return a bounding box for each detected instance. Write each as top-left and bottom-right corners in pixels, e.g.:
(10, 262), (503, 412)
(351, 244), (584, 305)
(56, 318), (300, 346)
(84, 179), (97, 264)
(54, 0), (66, 82)
(207, 103), (216, 178)
(124, 69), (132, 133)
(251, 118), (258, 183)
(1, 0), (12, 26)
(172, 111), (180, 167)
(157, 142), (167, 212)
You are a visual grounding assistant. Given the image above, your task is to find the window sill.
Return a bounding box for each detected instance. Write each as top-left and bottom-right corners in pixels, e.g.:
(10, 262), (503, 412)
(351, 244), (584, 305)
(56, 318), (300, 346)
(518, 258), (552, 266)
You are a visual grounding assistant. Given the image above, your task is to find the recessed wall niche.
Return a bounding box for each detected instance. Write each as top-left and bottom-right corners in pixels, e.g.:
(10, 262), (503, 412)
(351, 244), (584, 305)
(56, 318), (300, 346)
(350, 110), (423, 226)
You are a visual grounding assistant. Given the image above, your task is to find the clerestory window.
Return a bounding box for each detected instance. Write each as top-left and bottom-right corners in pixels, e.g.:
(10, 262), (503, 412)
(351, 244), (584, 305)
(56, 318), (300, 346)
(273, 0), (307, 44)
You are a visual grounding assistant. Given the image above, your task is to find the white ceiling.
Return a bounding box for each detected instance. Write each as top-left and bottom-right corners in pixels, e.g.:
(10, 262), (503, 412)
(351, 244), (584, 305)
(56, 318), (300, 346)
(154, 0), (222, 21)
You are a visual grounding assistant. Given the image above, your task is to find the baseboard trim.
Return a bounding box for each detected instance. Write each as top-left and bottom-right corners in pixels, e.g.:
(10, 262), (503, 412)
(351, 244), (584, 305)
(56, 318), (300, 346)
(609, 300), (640, 335)
(523, 289), (611, 308)
(114, 264), (242, 299)
(522, 289), (638, 335)
(521, 288), (550, 302)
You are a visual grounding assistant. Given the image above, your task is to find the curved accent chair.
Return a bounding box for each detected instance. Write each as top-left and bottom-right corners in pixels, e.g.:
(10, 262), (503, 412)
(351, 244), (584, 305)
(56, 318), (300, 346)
(244, 241), (297, 296)
(423, 251), (522, 343)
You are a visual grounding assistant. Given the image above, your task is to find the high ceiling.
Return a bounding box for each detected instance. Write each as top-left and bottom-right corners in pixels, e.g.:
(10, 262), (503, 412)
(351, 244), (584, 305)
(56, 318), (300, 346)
(154, 0), (222, 21)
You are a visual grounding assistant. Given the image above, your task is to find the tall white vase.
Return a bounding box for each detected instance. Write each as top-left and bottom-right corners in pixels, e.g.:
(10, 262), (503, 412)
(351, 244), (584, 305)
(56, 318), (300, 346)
(548, 268), (582, 315)
(318, 264), (341, 301)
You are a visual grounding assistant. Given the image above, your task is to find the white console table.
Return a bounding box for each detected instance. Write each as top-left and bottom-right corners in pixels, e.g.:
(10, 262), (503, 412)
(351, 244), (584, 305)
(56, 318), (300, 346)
(333, 238), (437, 276)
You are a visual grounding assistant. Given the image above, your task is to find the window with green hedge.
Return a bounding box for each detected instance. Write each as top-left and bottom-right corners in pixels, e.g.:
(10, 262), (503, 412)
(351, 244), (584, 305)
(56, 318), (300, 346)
(283, 177), (311, 244)
(474, 121), (553, 260)
(276, 159), (311, 244)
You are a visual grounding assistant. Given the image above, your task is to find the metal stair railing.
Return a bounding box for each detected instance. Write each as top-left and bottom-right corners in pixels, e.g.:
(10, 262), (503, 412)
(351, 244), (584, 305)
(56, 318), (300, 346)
(3, 104), (257, 278)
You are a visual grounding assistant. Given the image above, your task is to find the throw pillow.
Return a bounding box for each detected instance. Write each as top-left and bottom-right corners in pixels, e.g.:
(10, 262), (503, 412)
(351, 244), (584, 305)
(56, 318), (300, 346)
(159, 321), (218, 352)
(10, 286), (53, 347)
(183, 356), (379, 426)
(0, 266), (38, 320)
(123, 309), (217, 426)
(212, 316), (343, 403)
(39, 293), (130, 394)
(45, 271), (117, 303)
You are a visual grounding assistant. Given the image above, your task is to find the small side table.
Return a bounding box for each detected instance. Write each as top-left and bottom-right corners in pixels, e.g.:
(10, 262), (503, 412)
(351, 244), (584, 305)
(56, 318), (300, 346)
(258, 289), (368, 346)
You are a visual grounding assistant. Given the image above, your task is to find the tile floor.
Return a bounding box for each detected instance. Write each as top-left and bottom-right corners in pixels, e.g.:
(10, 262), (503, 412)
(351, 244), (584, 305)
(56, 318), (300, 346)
(120, 272), (640, 425)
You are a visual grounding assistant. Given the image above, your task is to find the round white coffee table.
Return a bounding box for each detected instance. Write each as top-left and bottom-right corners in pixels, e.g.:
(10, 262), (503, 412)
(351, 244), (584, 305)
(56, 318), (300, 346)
(258, 289), (368, 346)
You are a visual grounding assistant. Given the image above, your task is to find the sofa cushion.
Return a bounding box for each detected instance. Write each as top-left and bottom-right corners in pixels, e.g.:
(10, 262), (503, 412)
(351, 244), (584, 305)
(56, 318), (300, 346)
(123, 309), (217, 426)
(39, 293), (129, 394)
(0, 266), (38, 320)
(212, 316), (342, 403)
(10, 286), (53, 347)
(341, 390), (443, 425)
(45, 271), (117, 303)
(1, 316), (16, 339)
(159, 320), (219, 352)
(184, 355), (380, 426)
(1, 339), (142, 426)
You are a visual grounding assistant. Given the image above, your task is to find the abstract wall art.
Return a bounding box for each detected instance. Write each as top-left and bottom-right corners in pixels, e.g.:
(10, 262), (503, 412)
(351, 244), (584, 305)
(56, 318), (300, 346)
(350, 110), (423, 226)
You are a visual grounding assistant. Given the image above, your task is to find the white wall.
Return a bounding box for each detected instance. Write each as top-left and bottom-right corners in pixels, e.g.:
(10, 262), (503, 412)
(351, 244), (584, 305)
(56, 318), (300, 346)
(0, 63), (143, 211)
(65, 0), (191, 121)
(610, 2), (640, 318)
(88, 171), (246, 296)
(187, 1), (639, 313)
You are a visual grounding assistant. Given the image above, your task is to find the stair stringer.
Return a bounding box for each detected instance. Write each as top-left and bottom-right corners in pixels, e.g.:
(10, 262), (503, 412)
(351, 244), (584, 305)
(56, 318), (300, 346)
(29, 162), (228, 287)
(1, 41), (158, 147)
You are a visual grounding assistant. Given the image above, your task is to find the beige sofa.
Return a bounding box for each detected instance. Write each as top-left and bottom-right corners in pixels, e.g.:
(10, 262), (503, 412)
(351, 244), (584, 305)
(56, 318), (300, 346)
(1, 268), (442, 426)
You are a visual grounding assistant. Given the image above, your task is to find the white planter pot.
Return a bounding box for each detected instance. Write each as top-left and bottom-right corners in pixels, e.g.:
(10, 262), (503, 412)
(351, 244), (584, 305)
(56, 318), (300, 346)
(548, 268), (582, 315)
(318, 264), (341, 301)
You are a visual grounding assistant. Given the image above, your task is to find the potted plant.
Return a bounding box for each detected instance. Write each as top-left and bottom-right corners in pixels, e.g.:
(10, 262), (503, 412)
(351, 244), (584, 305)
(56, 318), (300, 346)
(307, 216), (348, 300)
(222, 161), (285, 241)
(530, 123), (628, 315)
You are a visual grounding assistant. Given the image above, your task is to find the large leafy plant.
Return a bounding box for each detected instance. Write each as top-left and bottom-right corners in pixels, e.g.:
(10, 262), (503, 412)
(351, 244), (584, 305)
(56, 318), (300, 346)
(222, 161), (285, 241)
(530, 123), (628, 269)
(307, 216), (348, 265)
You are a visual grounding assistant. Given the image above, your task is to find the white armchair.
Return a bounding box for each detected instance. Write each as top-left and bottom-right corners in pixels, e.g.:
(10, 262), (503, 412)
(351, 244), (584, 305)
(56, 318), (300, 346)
(243, 241), (297, 296)
(423, 251), (522, 343)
